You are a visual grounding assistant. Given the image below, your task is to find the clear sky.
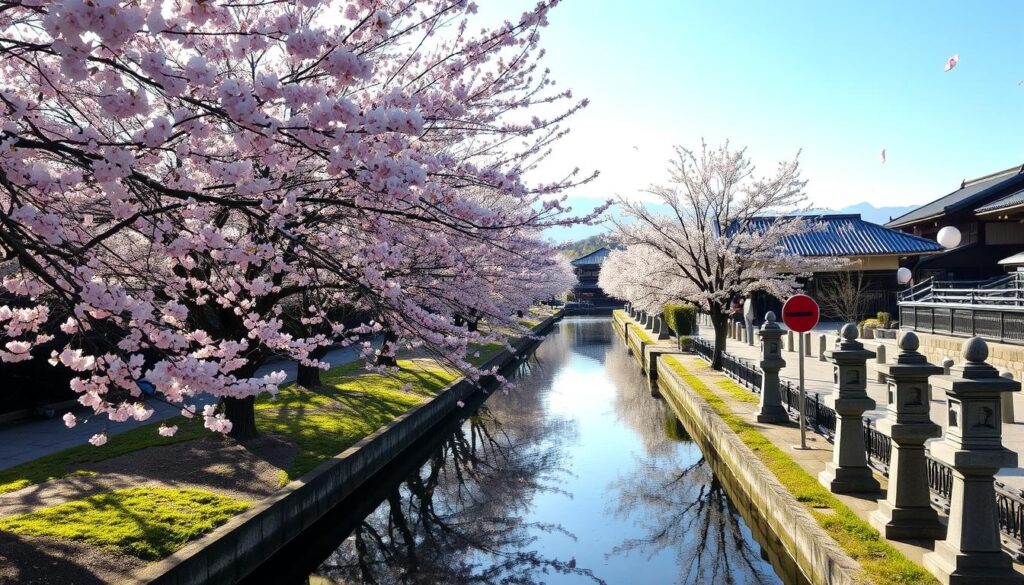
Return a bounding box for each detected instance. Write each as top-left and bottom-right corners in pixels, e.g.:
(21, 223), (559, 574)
(479, 0), (1024, 229)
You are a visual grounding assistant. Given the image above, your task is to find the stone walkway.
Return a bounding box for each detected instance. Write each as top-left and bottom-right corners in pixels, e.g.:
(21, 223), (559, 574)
(670, 354), (1024, 578)
(699, 322), (1024, 490)
(0, 338), (381, 471)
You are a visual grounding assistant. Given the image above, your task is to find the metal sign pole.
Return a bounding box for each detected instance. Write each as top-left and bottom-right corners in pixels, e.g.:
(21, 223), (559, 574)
(798, 333), (807, 449)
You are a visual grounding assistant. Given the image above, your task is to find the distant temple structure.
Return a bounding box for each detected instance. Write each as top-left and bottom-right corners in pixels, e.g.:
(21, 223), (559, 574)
(885, 164), (1024, 281)
(569, 247), (620, 307)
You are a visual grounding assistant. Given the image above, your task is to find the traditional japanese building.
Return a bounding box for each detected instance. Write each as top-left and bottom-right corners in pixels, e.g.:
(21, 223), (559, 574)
(568, 247), (620, 306)
(745, 214), (943, 320)
(885, 164), (1024, 281)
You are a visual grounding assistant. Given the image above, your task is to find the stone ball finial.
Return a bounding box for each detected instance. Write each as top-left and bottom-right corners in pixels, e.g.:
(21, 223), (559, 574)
(765, 311), (777, 323)
(942, 357), (954, 367)
(962, 337), (988, 364)
(841, 323), (858, 341)
(1001, 370), (1015, 381)
(898, 331), (920, 352)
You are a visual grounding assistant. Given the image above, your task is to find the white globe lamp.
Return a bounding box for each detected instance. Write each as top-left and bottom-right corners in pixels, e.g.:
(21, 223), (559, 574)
(897, 267), (912, 285)
(937, 226), (961, 249)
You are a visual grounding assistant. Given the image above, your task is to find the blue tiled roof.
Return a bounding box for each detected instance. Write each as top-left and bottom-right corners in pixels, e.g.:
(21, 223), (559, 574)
(975, 187), (1024, 215)
(885, 165), (1024, 228)
(570, 247), (611, 266)
(740, 214), (943, 257)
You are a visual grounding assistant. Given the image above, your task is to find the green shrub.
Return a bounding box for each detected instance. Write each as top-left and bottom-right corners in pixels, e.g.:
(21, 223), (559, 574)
(877, 312), (892, 328)
(664, 304), (697, 336)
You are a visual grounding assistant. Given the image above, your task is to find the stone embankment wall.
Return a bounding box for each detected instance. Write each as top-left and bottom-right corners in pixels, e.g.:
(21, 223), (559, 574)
(613, 313), (869, 585)
(134, 311), (563, 585)
(655, 364), (866, 585)
(889, 331), (1024, 379)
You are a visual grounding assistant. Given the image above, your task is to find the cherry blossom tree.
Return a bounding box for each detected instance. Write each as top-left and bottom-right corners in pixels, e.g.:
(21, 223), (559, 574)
(601, 142), (842, 369)
(0, 1), (597, 440)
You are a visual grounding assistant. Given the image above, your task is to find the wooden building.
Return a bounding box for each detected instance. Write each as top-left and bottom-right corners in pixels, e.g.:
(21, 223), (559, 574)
(568, 247), (620, 306)
(885, 165), (1024, 281)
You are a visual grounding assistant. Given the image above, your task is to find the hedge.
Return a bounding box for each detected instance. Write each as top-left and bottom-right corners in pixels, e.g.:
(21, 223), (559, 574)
(664, 304), (697, 337)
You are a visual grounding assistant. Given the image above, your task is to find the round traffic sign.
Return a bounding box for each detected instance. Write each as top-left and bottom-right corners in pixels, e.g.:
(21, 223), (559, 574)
(782, 294), (819, 333)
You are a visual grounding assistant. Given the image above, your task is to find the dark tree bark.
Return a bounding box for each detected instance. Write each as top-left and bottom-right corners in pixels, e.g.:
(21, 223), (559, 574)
(710, 303), (729, 371)
(224, 395), (258, 440)
(375, 329), (398, 368)
(297, 345), (330, 388)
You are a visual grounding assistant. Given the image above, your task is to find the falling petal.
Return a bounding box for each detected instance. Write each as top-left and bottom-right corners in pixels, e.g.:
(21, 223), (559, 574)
(879, 148), (887, 164)
(944, 54), (959, 72)
(457, 400), (465, 408)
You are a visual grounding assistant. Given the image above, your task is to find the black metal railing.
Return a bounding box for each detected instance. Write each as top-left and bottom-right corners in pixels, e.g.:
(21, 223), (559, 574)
(899, 274), (1024, 345)
(899, 304), (1024, 345)
(688, 336), (1024, 559)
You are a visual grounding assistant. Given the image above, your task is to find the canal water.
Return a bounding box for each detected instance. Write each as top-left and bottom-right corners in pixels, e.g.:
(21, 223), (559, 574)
(283, 317), (787, 584)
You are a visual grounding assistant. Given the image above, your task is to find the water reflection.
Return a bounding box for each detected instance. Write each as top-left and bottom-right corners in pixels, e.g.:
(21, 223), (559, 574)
(308, 318), (784, 585)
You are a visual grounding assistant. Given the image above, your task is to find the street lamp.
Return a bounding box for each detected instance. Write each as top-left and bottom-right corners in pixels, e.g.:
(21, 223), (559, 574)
(937, 226), (962, 249)
(897, 267), (912, 285)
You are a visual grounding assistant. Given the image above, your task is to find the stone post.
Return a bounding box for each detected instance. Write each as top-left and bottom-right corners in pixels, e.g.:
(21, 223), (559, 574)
(804, 332), (812, 356)
(942, 357), (954, 375)
(874, 343), (888, 383)
(740, 323), (747, 344)
(757, 312), (789, 423)
(787, 330), (795, 352)
(999, 371), (1016, 424)
(819, 324), (880, 493)
(645, 312), (656, 330)
(653, 316), (670, 341)
(923, 337), (1021, 585)
(869, 332), (945, 539)
(818, 334), (828, 362)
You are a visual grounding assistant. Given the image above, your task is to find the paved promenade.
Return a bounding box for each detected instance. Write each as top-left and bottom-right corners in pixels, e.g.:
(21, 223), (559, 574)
(0, 339), (381, 470)
(700, 323), (1024, 490)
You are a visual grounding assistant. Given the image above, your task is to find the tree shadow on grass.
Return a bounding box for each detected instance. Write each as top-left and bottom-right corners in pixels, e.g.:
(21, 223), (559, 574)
(0, 531), (135, 585)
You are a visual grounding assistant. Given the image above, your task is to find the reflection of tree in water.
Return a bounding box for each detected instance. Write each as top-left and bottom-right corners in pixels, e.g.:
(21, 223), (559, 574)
(609, 453), (780, 585)
(315, 362), (603, 584)
(604, 341), (689, 456)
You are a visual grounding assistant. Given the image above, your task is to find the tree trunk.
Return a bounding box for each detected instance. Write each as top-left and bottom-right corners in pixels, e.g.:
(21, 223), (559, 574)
(297, 345), (330, 388)
(375, 329), (398, 368)
(224, 395), (258, 440)
(710, 306), (729, 371)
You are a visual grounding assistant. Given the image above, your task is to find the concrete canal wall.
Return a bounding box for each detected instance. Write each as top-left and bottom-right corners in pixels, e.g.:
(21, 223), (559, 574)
(656, 364), (864, 585)
(132, 311), (563, 585)
(613, 311), (868, 585)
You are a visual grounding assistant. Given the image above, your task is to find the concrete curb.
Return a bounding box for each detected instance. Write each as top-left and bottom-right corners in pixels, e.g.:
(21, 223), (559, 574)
(656, 359), (872, 585)
(132, 310), (563, 585)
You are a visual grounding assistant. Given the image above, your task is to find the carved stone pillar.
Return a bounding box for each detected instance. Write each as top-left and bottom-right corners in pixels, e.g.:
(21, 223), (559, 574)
(819, 324), (880, 494)
(869, 332), (944, 539)
(924, 337), (1021, 585)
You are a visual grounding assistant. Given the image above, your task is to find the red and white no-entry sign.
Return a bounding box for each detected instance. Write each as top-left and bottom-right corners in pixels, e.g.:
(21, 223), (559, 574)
(782, 294), (820, 333)
(782, 294), (819, 451)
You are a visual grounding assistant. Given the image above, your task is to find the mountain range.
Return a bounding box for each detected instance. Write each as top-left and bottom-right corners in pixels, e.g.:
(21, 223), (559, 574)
(816, 202), (918, 225)
(547, 200), (921, 243)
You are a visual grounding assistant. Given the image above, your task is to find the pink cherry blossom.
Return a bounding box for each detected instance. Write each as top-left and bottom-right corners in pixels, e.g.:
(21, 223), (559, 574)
(89, 433), (108, 447)
(945, 54), (959, 72)
(63, 412), (77, 428)
(158, 424), (179, 437)
(0, 0), (598, 441)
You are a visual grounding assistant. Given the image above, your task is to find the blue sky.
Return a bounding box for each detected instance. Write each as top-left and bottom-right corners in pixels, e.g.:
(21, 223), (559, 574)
(477, 1), (1024, 239)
